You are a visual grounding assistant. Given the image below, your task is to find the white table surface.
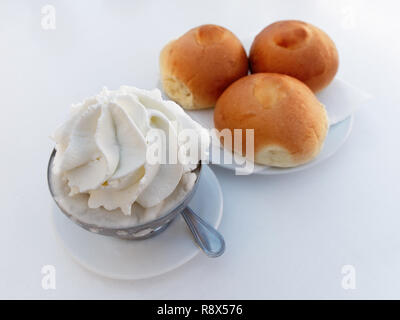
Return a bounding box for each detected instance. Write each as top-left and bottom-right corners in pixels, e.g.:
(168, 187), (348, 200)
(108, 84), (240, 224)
(1, 0), (400, 299)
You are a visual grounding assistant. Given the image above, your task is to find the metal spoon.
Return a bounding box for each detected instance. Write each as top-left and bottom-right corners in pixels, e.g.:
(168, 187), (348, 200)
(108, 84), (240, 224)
(181, 207), (225, 257)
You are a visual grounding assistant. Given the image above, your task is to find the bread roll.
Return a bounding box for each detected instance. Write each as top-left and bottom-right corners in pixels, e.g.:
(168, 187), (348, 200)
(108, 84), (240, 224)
(160, 24), (248, 109)
(249, 20), (338, 93)
(214, 73), (329, 167)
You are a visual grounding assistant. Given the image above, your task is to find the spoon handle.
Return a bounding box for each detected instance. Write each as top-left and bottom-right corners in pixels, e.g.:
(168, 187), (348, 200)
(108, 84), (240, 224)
(181, 207), (225, 258)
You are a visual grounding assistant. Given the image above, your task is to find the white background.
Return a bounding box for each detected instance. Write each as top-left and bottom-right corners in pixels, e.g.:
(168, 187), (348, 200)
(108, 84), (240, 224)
(1, 0), (399, 299)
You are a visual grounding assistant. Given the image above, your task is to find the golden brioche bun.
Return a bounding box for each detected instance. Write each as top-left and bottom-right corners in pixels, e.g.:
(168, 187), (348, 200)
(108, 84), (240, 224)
(160, 24), (248, 109)
(249, 20), (339, 93)
(214, 73), (329, 167)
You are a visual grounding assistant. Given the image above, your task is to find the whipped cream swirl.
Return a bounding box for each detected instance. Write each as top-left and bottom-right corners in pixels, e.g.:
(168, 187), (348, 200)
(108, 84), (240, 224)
(52, 86), (209, 215)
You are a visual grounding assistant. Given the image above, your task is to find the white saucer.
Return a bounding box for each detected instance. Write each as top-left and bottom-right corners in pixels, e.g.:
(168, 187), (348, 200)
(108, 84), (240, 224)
(158, 75), (367, 175)
(52, 165), (223, 280)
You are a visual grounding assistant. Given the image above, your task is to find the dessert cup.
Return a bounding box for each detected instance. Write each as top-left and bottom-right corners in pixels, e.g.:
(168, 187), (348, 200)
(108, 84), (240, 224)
(48, 149), (225, 257)
(48, 148), (200, 240)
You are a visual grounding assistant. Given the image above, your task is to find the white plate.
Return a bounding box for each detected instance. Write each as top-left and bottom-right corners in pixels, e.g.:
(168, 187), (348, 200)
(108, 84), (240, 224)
(52, 165), (223, 280)
(158, 77), (368, 175)
(160, 75), (370, 175)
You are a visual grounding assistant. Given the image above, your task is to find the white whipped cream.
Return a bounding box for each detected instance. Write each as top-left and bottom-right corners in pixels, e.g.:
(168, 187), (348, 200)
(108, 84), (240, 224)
(52, 86), (209, 218)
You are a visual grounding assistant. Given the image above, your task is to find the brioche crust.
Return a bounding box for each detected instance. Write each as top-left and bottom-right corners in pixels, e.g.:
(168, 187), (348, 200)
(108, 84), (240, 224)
(214, 73), (329, 167)
(249, 20), (338, 93)
(160, 24), (248, 109)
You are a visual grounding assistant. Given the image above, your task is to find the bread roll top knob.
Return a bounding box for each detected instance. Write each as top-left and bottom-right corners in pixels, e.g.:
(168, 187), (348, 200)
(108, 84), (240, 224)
(273, 23), (310, 49)
(195, 25), (226, 45)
